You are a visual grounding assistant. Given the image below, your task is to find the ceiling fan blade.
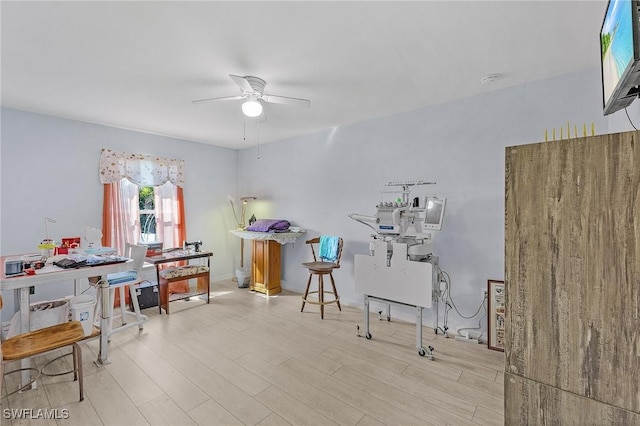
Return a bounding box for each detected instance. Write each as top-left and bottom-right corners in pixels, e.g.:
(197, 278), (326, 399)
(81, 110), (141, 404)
(261, 94), (311, 108)
(229, 74), (254, 93)
(191, 95), (244, 104)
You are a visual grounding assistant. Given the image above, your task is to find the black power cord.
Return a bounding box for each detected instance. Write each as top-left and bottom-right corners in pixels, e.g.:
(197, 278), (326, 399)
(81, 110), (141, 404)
(625, 107), (638, 130)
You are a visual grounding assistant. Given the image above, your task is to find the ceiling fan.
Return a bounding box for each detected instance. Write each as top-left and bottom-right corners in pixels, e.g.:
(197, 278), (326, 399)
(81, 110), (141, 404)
(192, 74), (311, 117)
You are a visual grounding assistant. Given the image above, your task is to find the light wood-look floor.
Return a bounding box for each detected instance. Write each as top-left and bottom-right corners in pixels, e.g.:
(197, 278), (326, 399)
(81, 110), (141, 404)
(2, 279), (505, 425)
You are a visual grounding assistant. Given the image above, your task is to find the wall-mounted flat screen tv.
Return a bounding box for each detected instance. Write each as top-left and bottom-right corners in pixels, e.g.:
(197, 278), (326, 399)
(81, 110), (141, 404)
(601, 0), (640, 115)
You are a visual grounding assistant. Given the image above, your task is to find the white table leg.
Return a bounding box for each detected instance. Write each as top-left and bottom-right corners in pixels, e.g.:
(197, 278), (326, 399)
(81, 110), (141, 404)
(18, 287), (32, 388)
(97, 278), (111, 365)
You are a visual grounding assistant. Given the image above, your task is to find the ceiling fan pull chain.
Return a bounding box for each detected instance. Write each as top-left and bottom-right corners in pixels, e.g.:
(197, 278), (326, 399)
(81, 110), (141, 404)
(257, 119), (261, 159)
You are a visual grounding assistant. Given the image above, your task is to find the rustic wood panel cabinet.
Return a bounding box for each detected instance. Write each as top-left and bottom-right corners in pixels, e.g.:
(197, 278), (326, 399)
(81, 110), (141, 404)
(505, 131), (640, 424)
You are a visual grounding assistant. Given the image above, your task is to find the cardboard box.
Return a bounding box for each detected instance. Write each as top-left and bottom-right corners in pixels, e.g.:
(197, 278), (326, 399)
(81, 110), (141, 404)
(131, 281), (159, 309)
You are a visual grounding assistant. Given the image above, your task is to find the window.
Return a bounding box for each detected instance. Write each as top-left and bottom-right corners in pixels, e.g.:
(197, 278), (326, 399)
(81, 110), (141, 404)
(139, 186), (157, 242)
(100, 149), (186, 253)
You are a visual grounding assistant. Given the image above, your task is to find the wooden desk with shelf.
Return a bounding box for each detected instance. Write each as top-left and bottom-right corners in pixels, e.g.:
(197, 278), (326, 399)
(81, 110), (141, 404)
(145, 250), (212, 314)
(229, 230), (304, 296)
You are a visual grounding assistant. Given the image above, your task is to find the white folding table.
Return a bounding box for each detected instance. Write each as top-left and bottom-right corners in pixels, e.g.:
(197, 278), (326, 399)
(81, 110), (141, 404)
(1, 255), (132, 387)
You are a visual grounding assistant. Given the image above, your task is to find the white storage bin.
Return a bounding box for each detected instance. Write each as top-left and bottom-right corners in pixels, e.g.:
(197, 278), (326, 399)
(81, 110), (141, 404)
(6, 298), (70, 339)
(70, 294), (96, 336)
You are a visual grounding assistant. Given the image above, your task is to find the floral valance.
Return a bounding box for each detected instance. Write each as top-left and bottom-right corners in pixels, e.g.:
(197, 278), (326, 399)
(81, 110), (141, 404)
(99, 149), (185, 187)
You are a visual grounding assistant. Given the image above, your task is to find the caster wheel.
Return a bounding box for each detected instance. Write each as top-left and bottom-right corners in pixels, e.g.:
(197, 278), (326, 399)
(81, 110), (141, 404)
(365, 332), (372, 340)
(418, 348), (426, 357)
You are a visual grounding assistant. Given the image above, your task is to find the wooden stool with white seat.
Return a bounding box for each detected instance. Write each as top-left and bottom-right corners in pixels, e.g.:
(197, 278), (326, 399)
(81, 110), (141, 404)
(0, 295), (85, 401)
(300, 236), (343, 319)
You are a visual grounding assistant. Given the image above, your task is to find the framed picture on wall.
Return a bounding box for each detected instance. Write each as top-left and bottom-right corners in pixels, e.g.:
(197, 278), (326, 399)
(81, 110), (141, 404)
(487, 279), (505, 352)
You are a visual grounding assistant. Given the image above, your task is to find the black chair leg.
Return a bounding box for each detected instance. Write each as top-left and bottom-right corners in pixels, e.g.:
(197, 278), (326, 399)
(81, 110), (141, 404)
(319, 275), (324, 319)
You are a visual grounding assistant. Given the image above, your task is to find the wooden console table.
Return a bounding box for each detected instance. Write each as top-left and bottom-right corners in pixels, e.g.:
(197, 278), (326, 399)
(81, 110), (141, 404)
(229, 230), (304, 296)
(145, 250), (212, 314)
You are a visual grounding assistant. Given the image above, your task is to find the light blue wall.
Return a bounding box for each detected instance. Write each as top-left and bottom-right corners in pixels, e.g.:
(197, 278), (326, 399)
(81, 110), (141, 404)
(2, 67), (637, 336)
(0, 109), (238, 321)
(236, 67), (631, 337)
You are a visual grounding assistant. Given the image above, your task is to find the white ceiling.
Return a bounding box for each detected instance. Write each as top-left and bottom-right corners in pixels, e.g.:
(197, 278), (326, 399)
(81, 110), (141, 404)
(1, 1), (607, 149)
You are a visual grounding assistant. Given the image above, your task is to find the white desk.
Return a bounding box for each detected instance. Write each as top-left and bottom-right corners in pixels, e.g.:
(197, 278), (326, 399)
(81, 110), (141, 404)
(1, 255), (132, 373)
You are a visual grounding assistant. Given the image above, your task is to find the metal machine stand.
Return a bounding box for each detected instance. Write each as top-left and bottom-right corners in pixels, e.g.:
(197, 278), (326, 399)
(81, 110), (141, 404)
(362, 294), (435, 360)
(377, 292), (441, 335)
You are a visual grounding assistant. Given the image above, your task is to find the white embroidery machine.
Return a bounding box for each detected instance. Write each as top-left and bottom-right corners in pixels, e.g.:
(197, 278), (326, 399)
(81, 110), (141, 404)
(350, 181), (445, 360)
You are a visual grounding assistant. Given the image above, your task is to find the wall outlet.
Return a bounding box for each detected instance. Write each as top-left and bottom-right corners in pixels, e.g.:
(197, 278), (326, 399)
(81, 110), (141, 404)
(481, 289), (488, 299)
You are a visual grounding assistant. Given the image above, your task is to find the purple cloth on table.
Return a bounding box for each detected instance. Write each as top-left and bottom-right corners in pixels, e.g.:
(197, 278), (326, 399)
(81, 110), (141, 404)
(246, 219), (291, 233)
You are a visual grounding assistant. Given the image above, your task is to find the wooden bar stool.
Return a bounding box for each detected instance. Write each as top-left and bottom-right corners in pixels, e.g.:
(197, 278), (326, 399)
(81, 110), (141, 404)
(2, 319), (85, 401)
(301, 236), (343, 319)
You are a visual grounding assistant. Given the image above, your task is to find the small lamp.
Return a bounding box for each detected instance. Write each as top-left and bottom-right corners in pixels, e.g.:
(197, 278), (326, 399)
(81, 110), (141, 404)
(239, 196), (257, 229)
(237, 196), (256, 271)
(38, 217), (57, 257)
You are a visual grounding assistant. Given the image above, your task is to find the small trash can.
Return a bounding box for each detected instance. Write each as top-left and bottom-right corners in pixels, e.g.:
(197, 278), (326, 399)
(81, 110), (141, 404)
(235, 268), (251, 288)
(70, 294), (96, 336)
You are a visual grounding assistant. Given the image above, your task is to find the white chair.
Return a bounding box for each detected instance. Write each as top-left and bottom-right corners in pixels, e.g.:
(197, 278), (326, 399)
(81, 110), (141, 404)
(95, 243), (148, 339)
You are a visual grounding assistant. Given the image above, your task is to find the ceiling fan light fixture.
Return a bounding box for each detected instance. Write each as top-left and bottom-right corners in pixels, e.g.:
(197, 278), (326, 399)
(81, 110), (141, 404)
(242, 99), (263, 117)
